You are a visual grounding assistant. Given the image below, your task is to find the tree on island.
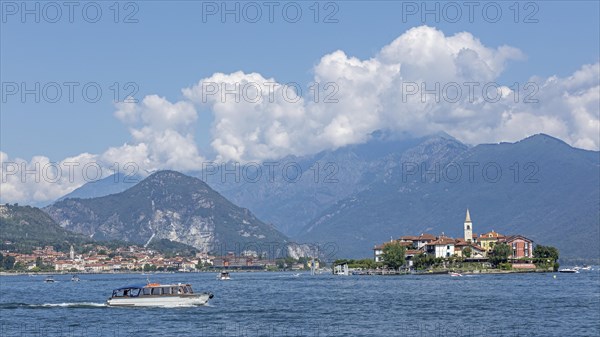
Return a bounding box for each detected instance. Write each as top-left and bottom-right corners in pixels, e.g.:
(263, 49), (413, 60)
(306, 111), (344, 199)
(382, 242), (406, 270)
(463, 247), (472, 258)
(533, 245), (559, 261)
(489, 243), (511, 266)
(533, 245), (560, 271)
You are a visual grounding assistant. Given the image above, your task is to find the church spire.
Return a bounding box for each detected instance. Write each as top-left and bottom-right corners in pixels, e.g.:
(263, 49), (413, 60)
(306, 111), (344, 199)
(464, 209), (473, 242)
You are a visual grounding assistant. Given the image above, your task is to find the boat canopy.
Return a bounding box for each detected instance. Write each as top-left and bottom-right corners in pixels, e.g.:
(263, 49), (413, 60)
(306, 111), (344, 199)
(114, 283), (147, 291)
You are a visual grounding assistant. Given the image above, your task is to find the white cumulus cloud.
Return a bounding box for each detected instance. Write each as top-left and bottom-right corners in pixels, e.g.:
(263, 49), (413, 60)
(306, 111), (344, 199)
(184, 25), (597, 162)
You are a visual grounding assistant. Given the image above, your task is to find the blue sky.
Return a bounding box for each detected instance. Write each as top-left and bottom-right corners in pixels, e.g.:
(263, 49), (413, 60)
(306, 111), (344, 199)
(1, 1), (599, 203)
(2, 1), (599, 160)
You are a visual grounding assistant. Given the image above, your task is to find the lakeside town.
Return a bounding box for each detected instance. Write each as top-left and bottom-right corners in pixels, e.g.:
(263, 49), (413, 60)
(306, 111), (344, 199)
(0, 244), (319, 274)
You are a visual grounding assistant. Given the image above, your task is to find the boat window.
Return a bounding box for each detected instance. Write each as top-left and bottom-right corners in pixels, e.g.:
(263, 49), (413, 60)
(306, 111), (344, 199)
(142, 288), (152, 296)
(130, 289), (141, 297)
(181, 286), (188, 294)
(151, 287), (161, 295)
(186, 286), (193, 294)
(161, 287), (171, 295)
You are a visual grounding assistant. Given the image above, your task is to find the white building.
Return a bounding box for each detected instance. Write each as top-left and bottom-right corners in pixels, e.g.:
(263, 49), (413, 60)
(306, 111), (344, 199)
(426, 237), (456, 258)
(373, 245), (385, 262)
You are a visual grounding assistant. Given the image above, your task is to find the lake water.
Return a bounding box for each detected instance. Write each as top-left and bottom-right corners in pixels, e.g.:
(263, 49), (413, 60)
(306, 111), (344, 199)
(0, 271), (599, 336)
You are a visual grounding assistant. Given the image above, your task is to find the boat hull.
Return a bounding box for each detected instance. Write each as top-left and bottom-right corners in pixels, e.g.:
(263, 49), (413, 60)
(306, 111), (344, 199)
(107, 293), (212, 307)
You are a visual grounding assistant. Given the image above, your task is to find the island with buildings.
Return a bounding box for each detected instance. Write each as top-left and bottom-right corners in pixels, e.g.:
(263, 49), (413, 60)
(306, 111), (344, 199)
(335, 209), (559, 275)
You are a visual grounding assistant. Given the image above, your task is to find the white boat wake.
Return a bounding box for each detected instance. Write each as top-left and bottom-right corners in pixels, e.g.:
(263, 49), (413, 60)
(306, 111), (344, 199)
(39, 302), (107, 308)
(0, 302), (107, 309)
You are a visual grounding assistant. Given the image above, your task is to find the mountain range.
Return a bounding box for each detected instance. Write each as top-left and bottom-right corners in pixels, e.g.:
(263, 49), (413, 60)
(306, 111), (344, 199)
(200, 131), (424, 236)
(49, 133), (600, 261)
(297, 134), (600, 260)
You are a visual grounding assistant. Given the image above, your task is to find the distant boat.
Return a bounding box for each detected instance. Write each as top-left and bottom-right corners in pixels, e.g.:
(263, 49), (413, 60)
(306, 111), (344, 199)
(334, 264), (349, 276)
(580, 265), (592, 271)
(106, 282), (213, 307)
(44, 276), (55, 283)
(558, 268), (579, 273)
(449, 272), (463, 277)
(218, 271), (231, 280)
(71, 274), (80, 282)
(292, 273), (301, 277)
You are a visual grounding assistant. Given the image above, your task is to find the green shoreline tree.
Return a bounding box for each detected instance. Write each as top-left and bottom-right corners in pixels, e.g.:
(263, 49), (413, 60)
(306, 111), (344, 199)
(533, 245), (560, 271)
(382, 242), (406, 270)
(490, 243), (511, 266)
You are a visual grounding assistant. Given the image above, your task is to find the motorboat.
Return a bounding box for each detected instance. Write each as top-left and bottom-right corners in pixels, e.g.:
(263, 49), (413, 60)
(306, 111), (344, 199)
(218, 271), (231, 280)
(558, 268), (579, 273)
(44, 276), (55, 283)
(106, 282), (213, 307)
(580, 265), (592, 271)
(449, 272), (463, 277)
(71, 274), (80, 282)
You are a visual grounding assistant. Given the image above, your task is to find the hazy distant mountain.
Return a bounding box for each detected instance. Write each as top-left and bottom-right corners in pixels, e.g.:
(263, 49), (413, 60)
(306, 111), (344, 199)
(44, 171), (290, 254)
(202, 131), (426, 236)
(56, 172), (143, 202)
(296, 134), (600, 260)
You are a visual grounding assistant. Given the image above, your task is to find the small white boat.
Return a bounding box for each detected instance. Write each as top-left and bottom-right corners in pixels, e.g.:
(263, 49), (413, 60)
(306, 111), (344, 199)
(107, 283), (213, 307)
(580, 265), (592, 271)
(44, 276), (55, 283)
(218, 271), (231, 280)
(71, 274), (80, 282)
(558, 268), (579, 273)
(449, 272), (463, 277)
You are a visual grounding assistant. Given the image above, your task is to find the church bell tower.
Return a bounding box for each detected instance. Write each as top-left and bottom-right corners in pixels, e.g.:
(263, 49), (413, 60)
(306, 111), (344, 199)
(464, 209), (473, 242)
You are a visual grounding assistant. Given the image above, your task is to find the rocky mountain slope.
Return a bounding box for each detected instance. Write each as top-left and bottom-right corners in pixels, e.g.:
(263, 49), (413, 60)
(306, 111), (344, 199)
(45, 171), (291, 255)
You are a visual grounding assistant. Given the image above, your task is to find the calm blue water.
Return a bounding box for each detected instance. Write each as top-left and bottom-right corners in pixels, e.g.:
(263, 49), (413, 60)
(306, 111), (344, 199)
(1, 271), (599, 337)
